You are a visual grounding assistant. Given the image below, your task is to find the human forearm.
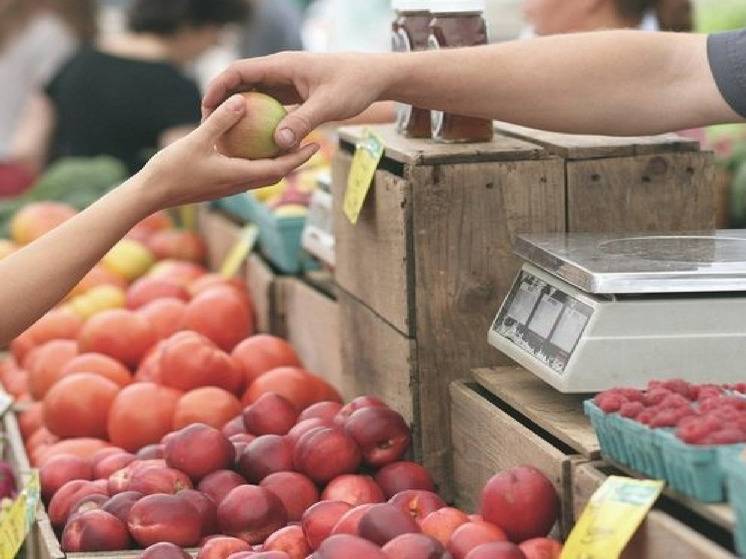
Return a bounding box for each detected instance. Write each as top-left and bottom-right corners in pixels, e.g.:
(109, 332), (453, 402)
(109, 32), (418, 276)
(382, 31), (738, 136)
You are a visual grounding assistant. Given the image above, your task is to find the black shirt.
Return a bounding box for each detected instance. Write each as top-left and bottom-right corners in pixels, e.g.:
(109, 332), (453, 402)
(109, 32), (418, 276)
(46, 48), (201, 174)
(709, 29), (746, 118)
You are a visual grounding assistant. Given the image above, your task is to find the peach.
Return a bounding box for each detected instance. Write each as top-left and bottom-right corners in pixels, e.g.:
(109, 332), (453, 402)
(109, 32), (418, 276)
(375, 461), (435, 499)
(330, 504), (376, 536)
(217, 92), (287, 160)
(345, 407), (410, 467)
(358, 502), (420, 546)
(421, 507), (470, 546)
(286, 418), (330, 449)
(40, 454), (93, 501)
(61, 509), (130, 552)
(465, 542), (527, 559)
(298, 402), (343, 424)
(164, 423), (235, 481)
(107, 460), (166, 494)
(321, 475), (384, 507)
(243, 393), (298, 436)
(102, 491), (143, 524)
(128, 465), (193, 495)
(90, 447), (126, 469)
(314, 534), (387, 559)
(196, 536), (252, 559)
(447, 521), (509, 559)
(237, 435), (293, 483)
(94, 452), (136, 480)
(382, 533), (450, 558)
(138, 542), (192, 559)
(128, 493), (203, 547)
(136, 444), (165, 460)
(293, 427), (361, 484)
(126, 277), (190, 310)
(259, 472), (319, 522)
(198, 470), (246, 505)
(480, 467), (559, 543)
(263, 525), (310, 559)
(519, 538), (562, 559)
(301, 500), (352, 550)
(335, 396), (388, 426)
(49, 480), (106, 528)
(179, 489), (218, 537)
(223, 415), (248, 437)
(389, 490), (446, 523)
(230, 433), (257, 444)
(68, 493), (109, 519)
(217, 485), (288, 544)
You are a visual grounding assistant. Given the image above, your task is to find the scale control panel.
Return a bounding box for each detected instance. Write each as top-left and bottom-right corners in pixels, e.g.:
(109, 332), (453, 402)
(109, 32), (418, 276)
(491, 268), (594, 374)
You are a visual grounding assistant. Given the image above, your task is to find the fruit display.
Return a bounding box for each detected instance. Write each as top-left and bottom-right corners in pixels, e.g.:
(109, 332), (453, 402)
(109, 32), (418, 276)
(587, 379), (746, 501)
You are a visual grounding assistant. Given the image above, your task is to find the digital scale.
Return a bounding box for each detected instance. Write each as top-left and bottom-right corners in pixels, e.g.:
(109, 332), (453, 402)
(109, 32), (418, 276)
(489, 231), (746, 392)
(301, 171), (335, 267)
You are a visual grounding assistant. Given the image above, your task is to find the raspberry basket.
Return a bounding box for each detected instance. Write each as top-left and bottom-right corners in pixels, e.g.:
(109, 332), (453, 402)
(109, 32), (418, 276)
(584, 400), (744, 502)
(723, 448), (746, 557)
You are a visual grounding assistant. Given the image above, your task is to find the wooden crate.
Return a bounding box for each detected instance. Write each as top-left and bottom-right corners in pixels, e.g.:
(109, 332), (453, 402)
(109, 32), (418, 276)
(449, 379), (578, 537)
(572, 462), (737, 558)
(493, 121), (716, 232)
(281, 277), (346, 398)
(333, 125), (566, 495)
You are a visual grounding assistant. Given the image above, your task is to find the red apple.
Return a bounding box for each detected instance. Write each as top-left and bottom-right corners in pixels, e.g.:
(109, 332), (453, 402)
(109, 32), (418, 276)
(179, 489), (218, 536)
(138, 542), (192, 559)
(164, 423), (235, 481)
(519, 538), (562, 559)
(335, 396), (388, 426)
(331, 504), (376, 536)
(375, 461), (435, 499)
(198, 470), (247, 504)
(263, 524), (310, 558)
(314, 534), (387, 559)
(447, 521), (509, 559)
(237, 435), (293, 483)
(382, 533), (450, 558)
(102, 491), (143, 524)
(40, 454), (93, 501)
(358, 503), (421, 546)
(480, 467), (559, 543)
(301, 500), (352, 550)
(259, 472), (319, 522)
(196, 536), (252, 559)
(465, 542), (526, 559)
(217, 485), (288, 544)
(61, 509), (130, 552)
(389, 490), (446, 523)
(421, 507), (469, 546)
(293, 427), (361, 484)
(128, 493), (203, 547)
(344, 407), (410, 466)
(299, 402), (343, 424)
(243, 393), (298, 436)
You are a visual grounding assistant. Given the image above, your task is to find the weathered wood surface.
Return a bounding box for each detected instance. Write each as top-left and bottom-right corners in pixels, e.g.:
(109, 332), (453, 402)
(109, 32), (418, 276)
(197, 205), (244, 272)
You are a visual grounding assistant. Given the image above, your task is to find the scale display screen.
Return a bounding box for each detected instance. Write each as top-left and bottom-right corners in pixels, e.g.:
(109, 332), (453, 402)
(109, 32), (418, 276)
(492, 270), (594, 374)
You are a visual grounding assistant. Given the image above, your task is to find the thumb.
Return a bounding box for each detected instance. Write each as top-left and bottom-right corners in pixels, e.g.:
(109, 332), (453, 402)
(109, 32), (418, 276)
(275, 94), (332, 150)
(196, 94), (246, 142)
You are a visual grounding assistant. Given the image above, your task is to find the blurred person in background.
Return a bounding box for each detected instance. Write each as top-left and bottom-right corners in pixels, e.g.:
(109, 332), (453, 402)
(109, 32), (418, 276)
(10, 0), (248, 176)
(238, 0), (303, 58)
(0, 0), (96, 166)
(522, 0), (692, 37)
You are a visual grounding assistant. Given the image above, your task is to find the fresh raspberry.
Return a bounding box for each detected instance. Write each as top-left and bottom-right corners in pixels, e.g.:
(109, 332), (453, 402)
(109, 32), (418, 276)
(677, 416), (719, 444)
(693, 385), (724, 401)
(595, 393), (627, 413)
(699, 428), (746, 445)
(637, 408), (658, 425)
(620, 401), (645, 419)
(643, 388), (672, 406)
(659, 394), (691, 409)
(649, 406), (695, 428)
(615, 388), (644, 402)
(661, 379), (694, 399)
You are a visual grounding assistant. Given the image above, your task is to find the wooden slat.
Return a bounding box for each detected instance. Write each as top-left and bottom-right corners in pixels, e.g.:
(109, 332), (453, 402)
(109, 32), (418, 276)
(566, 152), (715, 232)
(245, 253), (276, 334)
(412, 157), (566, 495)
(572, 462), (736, 559)
(332, 152), (414, 336)
(450, 380), (575, 535)
(283, 278), (347, 399)
(197, 205), (245, 272)
(472, 367), (600, 459)
(337, 289), (415, 428)
(337, 124), (545, 165)
(494, 121), (700, 160)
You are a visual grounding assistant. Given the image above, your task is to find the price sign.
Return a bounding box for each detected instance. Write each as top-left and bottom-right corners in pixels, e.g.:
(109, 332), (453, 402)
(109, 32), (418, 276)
(343, 130), (384, 225)
(220, 224), (259, 278)
(561, 476), (664, 559)
(0, 471), (40, 559)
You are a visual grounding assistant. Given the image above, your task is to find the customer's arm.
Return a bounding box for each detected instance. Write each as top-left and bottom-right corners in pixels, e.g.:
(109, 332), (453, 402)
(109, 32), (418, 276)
(9, 94), (55, 174)
(203, 30), (740, 148)
(0, 95), (318, 344)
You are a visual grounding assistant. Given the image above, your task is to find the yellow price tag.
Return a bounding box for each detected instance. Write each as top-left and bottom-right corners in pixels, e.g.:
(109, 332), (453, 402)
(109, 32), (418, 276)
(343, 129), (385, 225)
(0, 471), (40, 559)
(179, 204), (198, 231)
(561, 476), (664, 559)
(220, 225), (258, 278)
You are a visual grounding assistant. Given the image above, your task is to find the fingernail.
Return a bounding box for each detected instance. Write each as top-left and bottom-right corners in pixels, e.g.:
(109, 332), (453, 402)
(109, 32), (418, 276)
(227, 94), (244, 112)
(277, 128), (296, 147)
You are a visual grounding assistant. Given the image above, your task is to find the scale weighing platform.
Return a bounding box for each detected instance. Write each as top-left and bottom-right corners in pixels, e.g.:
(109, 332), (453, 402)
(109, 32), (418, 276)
(489, 231), (746, 392)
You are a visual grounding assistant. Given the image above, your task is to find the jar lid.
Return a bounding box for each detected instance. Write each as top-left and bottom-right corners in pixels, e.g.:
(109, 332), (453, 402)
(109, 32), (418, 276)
(391, 0), (431, 11)
(429, 0), (486, 13)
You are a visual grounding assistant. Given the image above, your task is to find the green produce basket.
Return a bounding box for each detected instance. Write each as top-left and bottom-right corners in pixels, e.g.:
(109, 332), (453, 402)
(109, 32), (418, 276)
(213, 193), (256, 223)
(723, 448), (746, 556)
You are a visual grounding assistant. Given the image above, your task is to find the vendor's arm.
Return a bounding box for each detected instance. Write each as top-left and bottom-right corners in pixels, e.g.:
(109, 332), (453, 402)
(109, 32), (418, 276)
(203, 30), (742, 148)
(0, 95), (318, 345)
